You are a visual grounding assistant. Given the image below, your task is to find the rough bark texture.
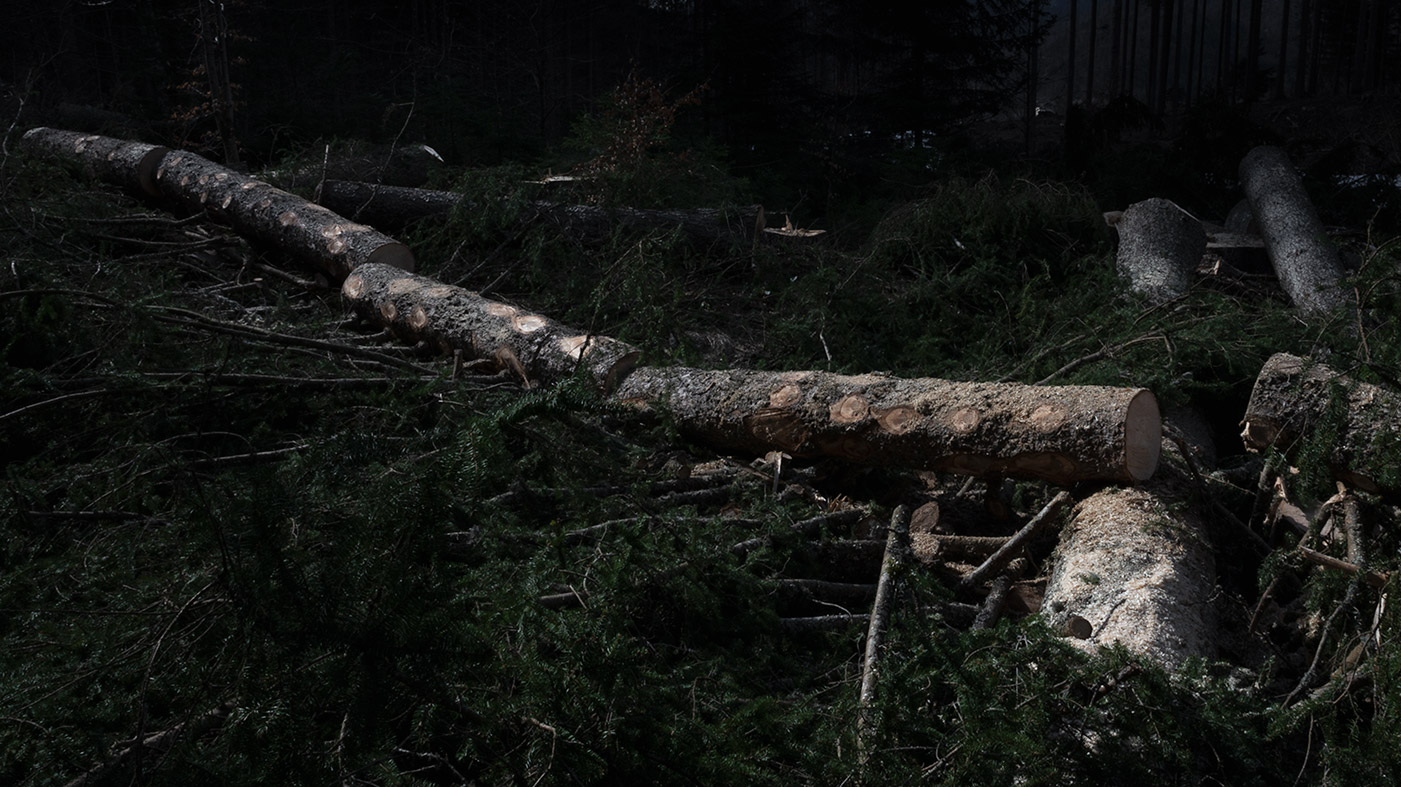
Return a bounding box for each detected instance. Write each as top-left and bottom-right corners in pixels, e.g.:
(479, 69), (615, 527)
(342, 263), (641, 391)
(1242, 353), (1401, 495)
(1238, 146), (1347, 316)
(154, 152), (414, 280)
(317, 179), (764, 247)
(1115, 197), (1207, 303)
(1042, 486), (1216, 670)
(613, 367), (1161, 484)
(20, 127), (168, 197)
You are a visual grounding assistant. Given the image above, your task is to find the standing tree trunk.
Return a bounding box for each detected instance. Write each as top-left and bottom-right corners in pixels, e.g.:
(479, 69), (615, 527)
(1238, 146), (1347, 317)
(1066, 0), (1079, 114)
(1111, 0), (1125, 96)
(1245, 0), (1263, 98)
(196, 0), (240, 166)
(1087, 0), (1099, 103)
(1276, 0), (1292, 97)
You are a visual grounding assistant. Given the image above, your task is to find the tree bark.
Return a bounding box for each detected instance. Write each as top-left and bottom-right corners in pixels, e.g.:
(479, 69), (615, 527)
(19, 127), (168, 197)
(153, 151), (415, 280)
(1115, 197), (1207, 303)
(1042, 485), (1216, 670)
(317, 179), (765, 248)
(613, 367), (1161, 484)
(20, 128), (414, 281)
(342, 263), (641, 391)
(1242, 353), (1401, 495)
(1238, 146), (1347, 317)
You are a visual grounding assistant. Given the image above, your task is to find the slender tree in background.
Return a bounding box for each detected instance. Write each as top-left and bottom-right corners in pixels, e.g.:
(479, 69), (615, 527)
(1246, 0), (1263, 98)
(1147, 0), (1161, 109)
(196, 0), (240, 165)
(1127, 0), (1141, 98)
(1111, 0), (1124, 95)
(1066, 0), (1079, 112)
(1276, 0), (1292, 97)
(1086, 0), (1099, 102)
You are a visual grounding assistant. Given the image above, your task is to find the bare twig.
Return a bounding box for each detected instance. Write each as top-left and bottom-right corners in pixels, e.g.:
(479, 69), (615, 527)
(960, 491), (1072, 592)
(858, 505), (910, 763)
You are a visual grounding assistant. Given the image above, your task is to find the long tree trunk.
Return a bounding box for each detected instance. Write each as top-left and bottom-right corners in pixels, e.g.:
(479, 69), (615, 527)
(1238, 146), (1347, 317)
(19, 127), (167, 197)
(1115, 197), (1208, 303)
(342, 263), (640, 391)
(19, 128), (415, 280)
(317, 179), (765, 248)
(1243, 354), (1401, 496)
(613, 367), (1161, 484)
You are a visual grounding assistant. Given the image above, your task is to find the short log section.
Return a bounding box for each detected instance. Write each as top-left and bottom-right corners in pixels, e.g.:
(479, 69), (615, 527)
(342, 263), (641, 391)
(1238, 146), (1347, 317)
(1115, 198), (1207, 303)
(1242, 353), (1401, 495)
(20, 127), (168, 197)
(612, 367), (1161, 484)
(1042, 486), (1216, 670)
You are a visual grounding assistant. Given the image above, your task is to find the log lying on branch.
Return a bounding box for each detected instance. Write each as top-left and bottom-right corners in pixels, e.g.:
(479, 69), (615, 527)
(1242, 353), (1401, 495)
(19, 128), (414, 281)
(1115, 198), (1207, 303)
(317, 179), (765, 248)
(20, 127), (168, 197)
(1042, 486), (1216, 670)
(613, 367), (1161, 484)
(342, 263), (640, 390)
(1238, 146), (1347, 317)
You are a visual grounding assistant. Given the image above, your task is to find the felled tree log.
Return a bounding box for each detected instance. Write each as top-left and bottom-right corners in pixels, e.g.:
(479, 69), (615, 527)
(613, 367), (1161, 484)
(1042, 486), (1216, 670)
(20, 127), (414, 281)
(153, 152), (414, 279)
(342, 263), (640, 391)
(1115, 198), (1207, 303)
(1238, 146), (1347, 316)
(317, 179), (765, 247)
(20, 127), (168, 197)
(1242, 353), (1401, 495)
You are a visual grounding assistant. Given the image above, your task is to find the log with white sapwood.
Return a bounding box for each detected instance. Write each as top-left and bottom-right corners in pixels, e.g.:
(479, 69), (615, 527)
(1242, 353), (1401, 495)
(342, 263), (641, 391)
(1238, 146), (1348, 317)
(20, 127), (168, 197)
(1042, 485), (1216, 670)
(317, 179), (765, 247)
(1115, 198), (1208, 303)
(612, 367), (1161, 484)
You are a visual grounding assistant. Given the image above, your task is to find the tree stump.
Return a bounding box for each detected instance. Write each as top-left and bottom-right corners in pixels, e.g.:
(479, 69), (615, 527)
(1114, 198), (1206, 303)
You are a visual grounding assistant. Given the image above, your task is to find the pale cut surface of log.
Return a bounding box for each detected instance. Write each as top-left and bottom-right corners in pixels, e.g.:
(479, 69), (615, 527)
(1042, 486), (1216, 670)
(1238, 146), (1347, 316)
(317, 179), (765, 247)
(613, 367), (1161, 484)
(20, 127), (169, 197)
(1115, 197), (1207, 303)
(154, 152), (413, 280)
(1242, 353), (1401, 494)
(342, 263), (640, 391)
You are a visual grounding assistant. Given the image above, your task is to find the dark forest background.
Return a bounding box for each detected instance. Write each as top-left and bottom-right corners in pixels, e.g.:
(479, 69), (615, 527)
(7, 0), (1401, 227)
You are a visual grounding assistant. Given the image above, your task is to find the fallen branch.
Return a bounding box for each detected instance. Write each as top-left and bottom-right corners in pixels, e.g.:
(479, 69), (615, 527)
(858, 505), (909, 762)
(960, 491), (1072, 592)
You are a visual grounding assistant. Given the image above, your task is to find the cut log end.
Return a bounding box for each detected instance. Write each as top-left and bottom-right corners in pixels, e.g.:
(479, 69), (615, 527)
(136, 146), (170, 197)
(1124, 389), (1162, 482)
(363, 242), (415, 273)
